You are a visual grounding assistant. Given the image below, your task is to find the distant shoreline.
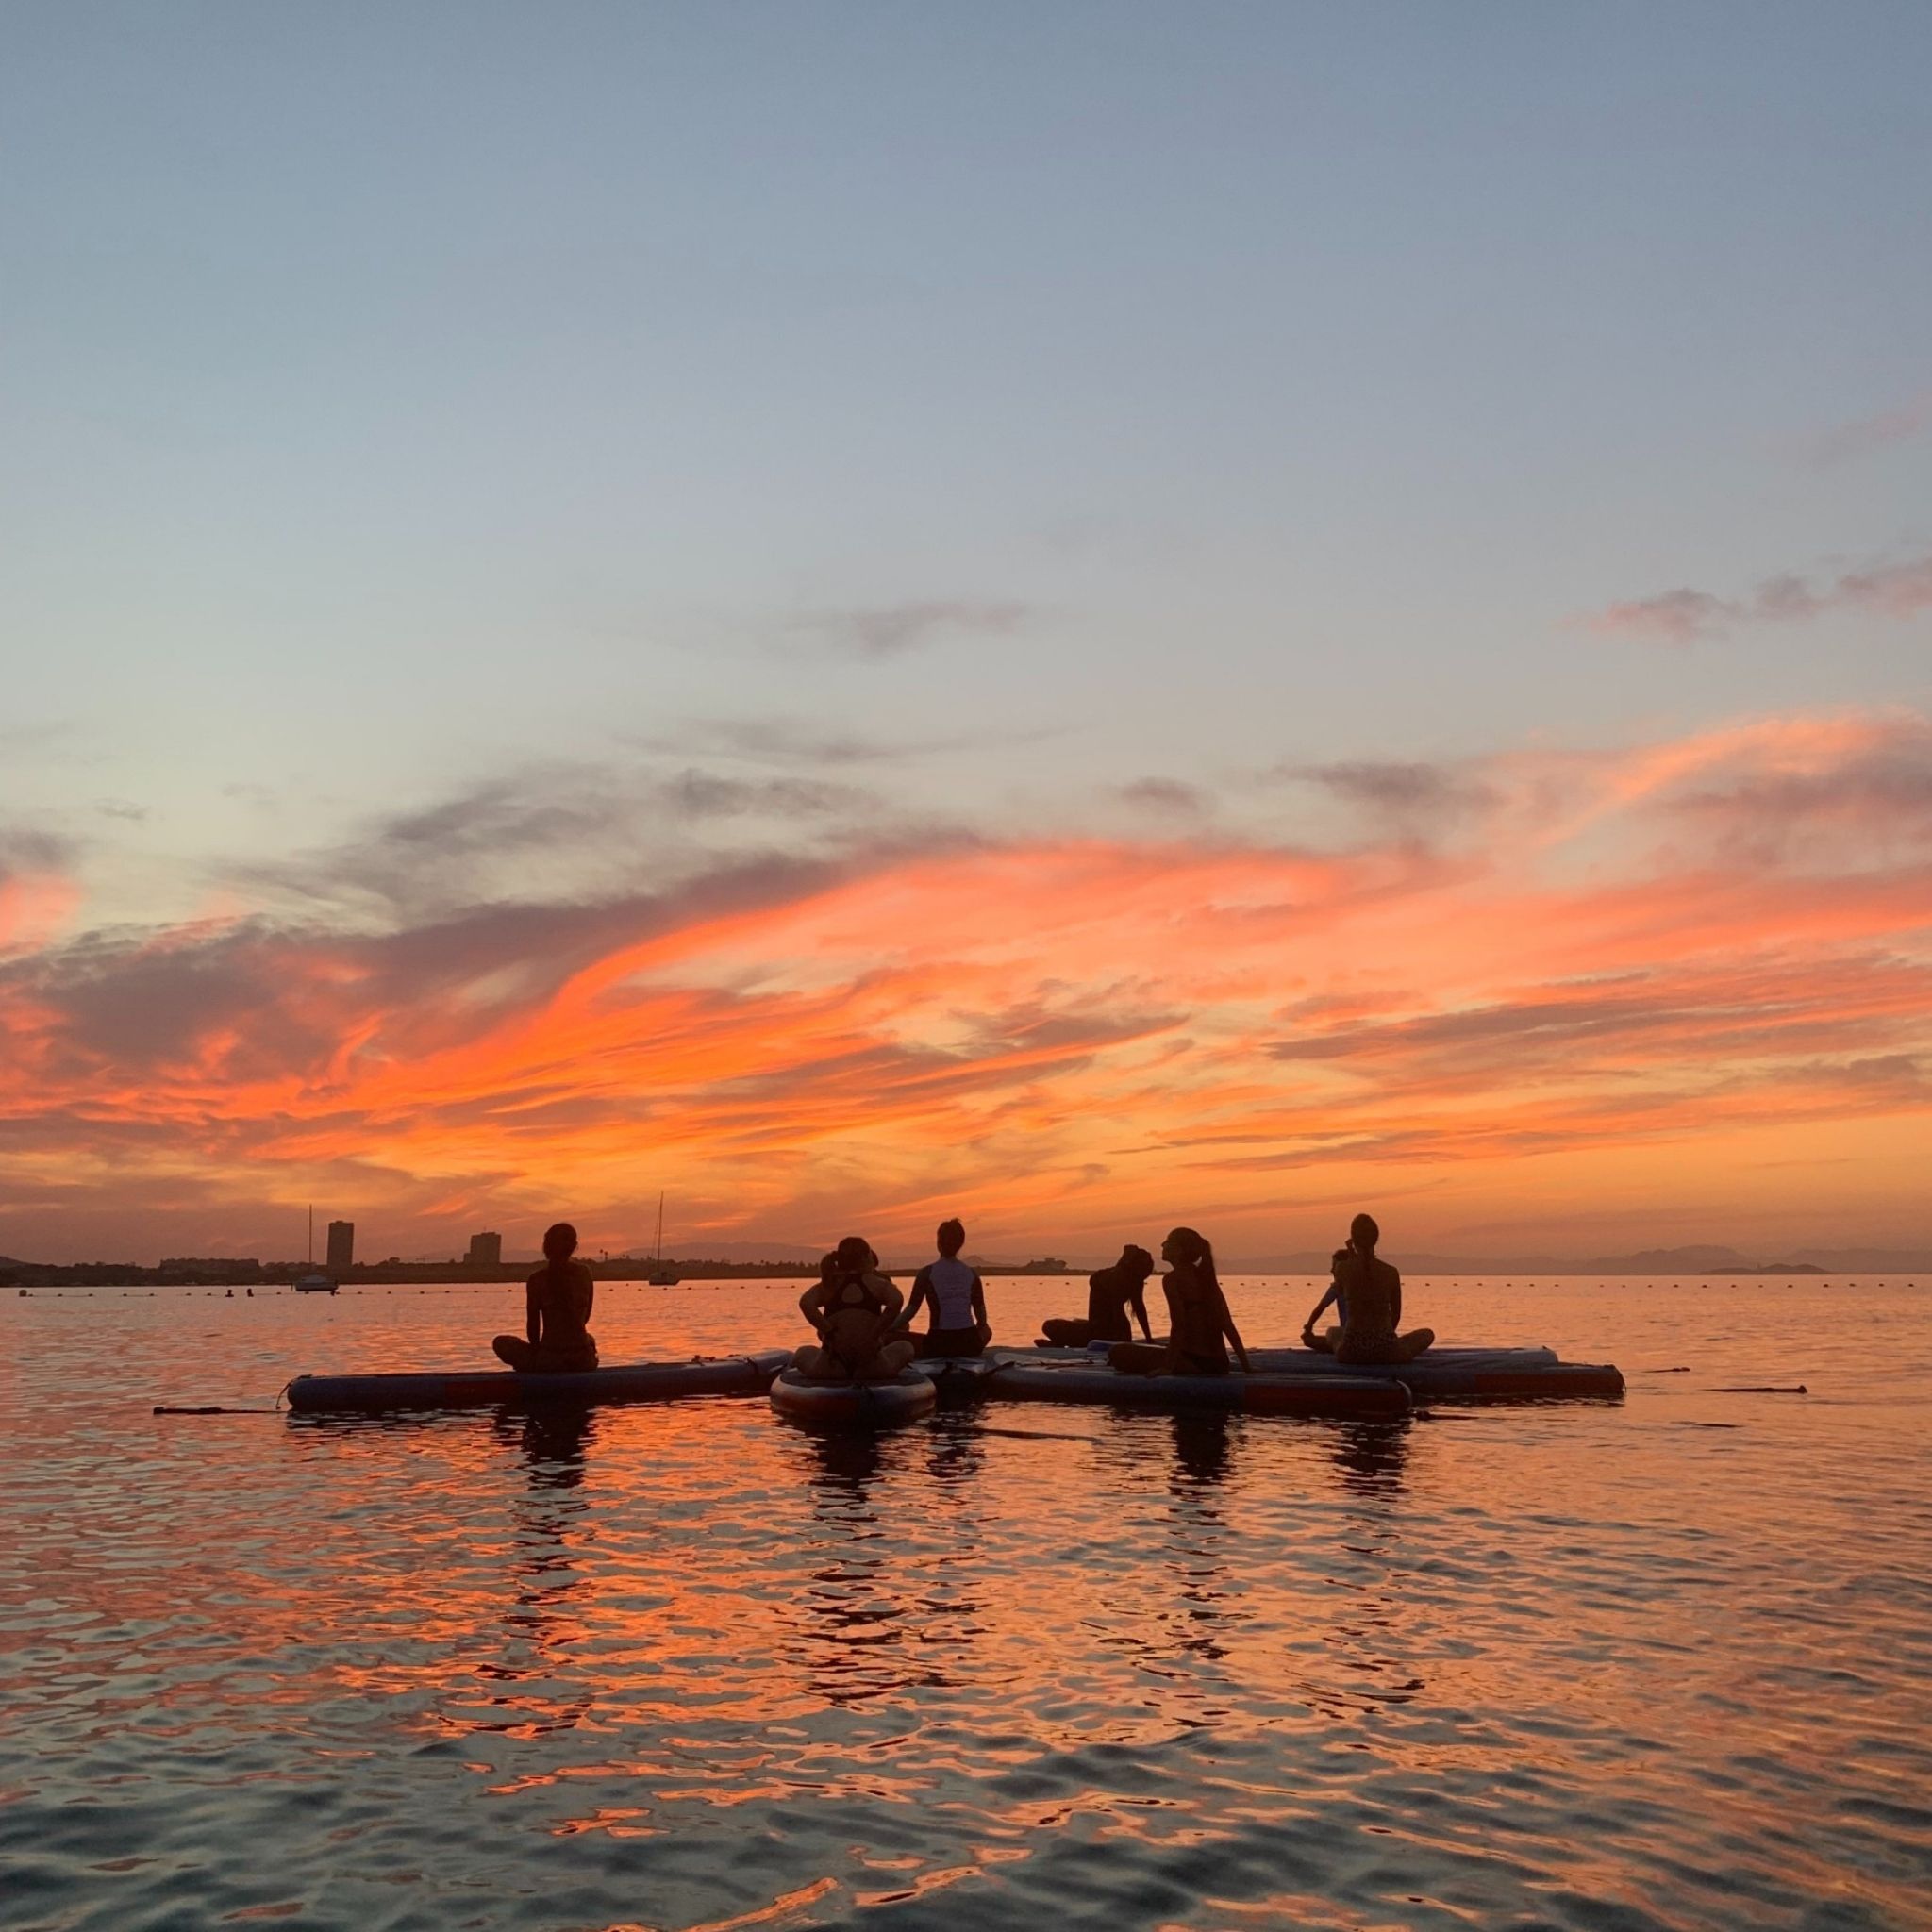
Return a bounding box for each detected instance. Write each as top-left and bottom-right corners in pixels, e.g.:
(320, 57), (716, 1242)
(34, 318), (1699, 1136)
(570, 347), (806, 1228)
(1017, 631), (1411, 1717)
(4, 1256), (1921, 1288)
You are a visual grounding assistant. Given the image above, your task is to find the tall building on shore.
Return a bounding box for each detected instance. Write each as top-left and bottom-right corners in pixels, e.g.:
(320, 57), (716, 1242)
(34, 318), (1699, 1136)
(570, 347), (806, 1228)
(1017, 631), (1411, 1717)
(466, 1230), (502, 1268)
(326, 1220), (355, 1272)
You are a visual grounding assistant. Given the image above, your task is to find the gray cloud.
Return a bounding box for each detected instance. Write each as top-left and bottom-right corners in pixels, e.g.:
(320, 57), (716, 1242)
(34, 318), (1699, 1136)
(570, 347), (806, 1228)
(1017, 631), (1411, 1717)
(1591, 551), (1932, 643)
(1116, 777), (1210, 815)
(0, 828), (75, 877)
(1798, 390), (1932, 468)
(1661, 721), (1932, 863)
(238, 761), (881, 918)
(1263, 759), (1496, 841)
(793, 598), (1030, 660)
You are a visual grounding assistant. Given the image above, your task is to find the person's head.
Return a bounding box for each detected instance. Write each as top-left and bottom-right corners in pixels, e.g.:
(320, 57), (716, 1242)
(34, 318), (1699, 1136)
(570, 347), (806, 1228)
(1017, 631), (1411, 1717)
(1350, 1212), (1380, 1255)
(542, 1222), (578, 1262)
(1161, 1226), (1216, 1285)
(834, 1235), (875, 1274)
(1330, 1247), (1352, 1279)
(818, 1251), (839, 1284)
(936, 1218), (966, 1257)
(1119, 1242), (1155, 1279)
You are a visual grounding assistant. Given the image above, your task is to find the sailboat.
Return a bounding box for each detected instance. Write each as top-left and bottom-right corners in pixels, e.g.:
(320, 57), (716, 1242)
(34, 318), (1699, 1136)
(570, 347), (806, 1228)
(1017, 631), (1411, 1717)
(295, 1205), (337, 1294)
(648, 1191), (677, 1286)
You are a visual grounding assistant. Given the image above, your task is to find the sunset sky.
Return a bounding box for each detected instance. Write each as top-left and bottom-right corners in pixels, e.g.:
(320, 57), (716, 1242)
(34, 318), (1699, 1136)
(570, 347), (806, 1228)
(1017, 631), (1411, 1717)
(4, 7), (1929, 1262)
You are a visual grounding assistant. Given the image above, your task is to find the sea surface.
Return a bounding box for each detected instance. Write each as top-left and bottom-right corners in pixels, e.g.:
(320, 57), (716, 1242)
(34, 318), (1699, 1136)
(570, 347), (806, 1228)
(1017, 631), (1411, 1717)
(2, 1273), (1927, 1932)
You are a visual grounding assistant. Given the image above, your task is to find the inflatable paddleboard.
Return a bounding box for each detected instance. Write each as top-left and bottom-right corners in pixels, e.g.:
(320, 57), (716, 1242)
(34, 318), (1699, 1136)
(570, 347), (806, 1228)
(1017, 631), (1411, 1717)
(1028, 1341), (1623, 1402)
(984, 1358), (1409, 1419)
(769, 1365), (938, 1428)
(287, 1349), (791, 1415)
(1242, 1346), (1624, 1400)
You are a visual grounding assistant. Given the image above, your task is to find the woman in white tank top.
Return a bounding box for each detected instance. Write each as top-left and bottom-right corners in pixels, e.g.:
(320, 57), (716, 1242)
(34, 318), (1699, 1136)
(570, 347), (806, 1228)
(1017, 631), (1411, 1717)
(904, 1217), (991, 1358)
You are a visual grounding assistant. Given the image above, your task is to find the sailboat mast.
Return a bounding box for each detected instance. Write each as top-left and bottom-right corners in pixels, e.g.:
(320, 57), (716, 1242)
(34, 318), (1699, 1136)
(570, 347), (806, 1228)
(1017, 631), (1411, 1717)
(308, 1204), (313, 1266)
(655, 1191), (664, 1263)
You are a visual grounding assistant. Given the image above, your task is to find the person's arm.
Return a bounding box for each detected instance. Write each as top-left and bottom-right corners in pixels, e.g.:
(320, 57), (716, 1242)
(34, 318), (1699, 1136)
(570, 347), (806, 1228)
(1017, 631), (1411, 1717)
(799, 1282), (829, 1331)
(1220, 1289), (1252, 1374)
(970, 1271), (989, 1335)
(525, 1275), (543, 1347)
(868, 1278), (906, 1353)
(901, 1265), (932, 1330)
(1390, 1267), (1402, 1331)
(1129, 1281), (1153, 1341)
(1300, 1282), (1339, 1342)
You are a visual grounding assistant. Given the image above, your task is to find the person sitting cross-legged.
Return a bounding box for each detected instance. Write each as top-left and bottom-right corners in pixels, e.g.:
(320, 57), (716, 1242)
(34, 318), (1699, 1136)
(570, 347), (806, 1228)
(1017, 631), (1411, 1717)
(794, 1237), (919, 1384)
(493, 1222), (598, 1373)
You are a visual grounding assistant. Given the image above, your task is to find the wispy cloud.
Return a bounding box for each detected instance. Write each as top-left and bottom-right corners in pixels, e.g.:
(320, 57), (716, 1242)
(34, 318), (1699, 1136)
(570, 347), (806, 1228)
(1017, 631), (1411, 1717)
(1116, 778), (1210, 816)
(1797, 389), (1932, 468)
(791, 598), (1031, 660)
(1590, 552), (1932, 643)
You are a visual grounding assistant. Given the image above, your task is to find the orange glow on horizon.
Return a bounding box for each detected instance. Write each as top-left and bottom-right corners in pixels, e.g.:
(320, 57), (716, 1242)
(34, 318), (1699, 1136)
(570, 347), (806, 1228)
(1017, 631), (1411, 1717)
(2, 709), (1928, 1259)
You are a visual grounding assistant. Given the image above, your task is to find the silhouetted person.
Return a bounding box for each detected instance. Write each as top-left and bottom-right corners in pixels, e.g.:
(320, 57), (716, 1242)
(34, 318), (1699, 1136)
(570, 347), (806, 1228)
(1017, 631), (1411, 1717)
(1304, 1214), (1434, 1365)
(1109, 1227), (1251, 1376)
(1039, 1243), (1156, 1347)
(795, 1237), (918, 1384)
(493, 1222), (598, 1373)
(901, 1217), (991, 1357)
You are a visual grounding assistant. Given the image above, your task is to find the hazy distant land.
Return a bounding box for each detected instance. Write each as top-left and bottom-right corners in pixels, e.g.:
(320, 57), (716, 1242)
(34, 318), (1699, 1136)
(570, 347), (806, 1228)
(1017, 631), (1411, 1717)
(3, 1241), (1925, 1288)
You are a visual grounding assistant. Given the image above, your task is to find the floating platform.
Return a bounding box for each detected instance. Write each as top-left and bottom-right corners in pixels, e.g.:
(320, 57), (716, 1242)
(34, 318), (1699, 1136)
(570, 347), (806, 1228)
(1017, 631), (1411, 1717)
(768, 1365), (938, 1428)
(972, 1353), (1410, 1418)
(286, 1350), (792, 1415)
(1025, 1341), (1622, 1402)
(1244, 1344), (1624, 1400)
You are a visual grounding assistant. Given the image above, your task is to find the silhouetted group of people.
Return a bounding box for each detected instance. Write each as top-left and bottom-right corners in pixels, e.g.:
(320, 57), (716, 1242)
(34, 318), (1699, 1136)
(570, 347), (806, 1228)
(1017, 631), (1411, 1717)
(491, 1211), (1434, 1387)
(792, 1211), (1432, 1384)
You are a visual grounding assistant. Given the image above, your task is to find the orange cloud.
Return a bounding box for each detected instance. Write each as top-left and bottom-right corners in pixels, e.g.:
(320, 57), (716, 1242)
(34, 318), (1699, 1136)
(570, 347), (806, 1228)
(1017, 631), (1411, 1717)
(2, 710), (1929, 1261)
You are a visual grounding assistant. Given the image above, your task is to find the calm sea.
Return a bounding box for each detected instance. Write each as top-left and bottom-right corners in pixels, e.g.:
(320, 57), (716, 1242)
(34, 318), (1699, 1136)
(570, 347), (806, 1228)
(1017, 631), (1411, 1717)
(2, 1274), (1926, 1932)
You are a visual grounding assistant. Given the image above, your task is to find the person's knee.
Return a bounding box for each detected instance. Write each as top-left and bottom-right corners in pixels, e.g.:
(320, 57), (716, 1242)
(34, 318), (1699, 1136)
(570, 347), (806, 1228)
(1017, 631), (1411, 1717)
(880, 1339), (916, 1373)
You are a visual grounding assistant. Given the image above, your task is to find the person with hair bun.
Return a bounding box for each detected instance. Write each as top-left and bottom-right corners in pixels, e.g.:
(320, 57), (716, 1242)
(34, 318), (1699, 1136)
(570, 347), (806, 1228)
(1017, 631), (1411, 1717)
(1109, 1226), (1251, 1376)
(795, 1236), (918, 1383)
(493, 1222), (598, 1373)
(902, 1217), (991, 1357)
(1304, 1213), (1434, 1364)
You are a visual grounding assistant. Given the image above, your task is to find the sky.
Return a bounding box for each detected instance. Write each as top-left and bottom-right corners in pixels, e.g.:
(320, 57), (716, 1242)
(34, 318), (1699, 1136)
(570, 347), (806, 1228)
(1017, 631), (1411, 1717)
(3, 5), (1929, 1263)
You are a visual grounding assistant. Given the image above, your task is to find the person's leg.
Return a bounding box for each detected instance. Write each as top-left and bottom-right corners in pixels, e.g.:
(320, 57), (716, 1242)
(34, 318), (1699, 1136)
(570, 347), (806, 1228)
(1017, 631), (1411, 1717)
(494, 1335), (536, 1371)
(793, 1343), (836, 1379)
(1040, 1318), (1092, 1347)
(1397, 1327), (1436, 1361)
(1108, 1341), (1169, 1375)
(875, 1338), (917, 1376)
(1308, 1326), (1342, 1355)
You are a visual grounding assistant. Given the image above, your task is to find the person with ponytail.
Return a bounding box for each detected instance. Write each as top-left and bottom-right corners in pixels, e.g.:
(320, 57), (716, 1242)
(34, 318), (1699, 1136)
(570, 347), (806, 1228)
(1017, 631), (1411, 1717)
(1304, 1213), (1434, 1364)
(794, 1235), (918, 1383)
(493, 1222), (598, 1373)
(1109, 1226), (1251, 1376)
